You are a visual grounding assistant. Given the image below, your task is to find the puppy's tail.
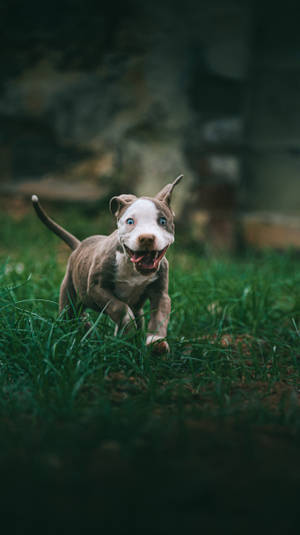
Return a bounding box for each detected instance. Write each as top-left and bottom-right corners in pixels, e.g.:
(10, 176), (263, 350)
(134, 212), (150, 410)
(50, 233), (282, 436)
(31, 195), (80, 251)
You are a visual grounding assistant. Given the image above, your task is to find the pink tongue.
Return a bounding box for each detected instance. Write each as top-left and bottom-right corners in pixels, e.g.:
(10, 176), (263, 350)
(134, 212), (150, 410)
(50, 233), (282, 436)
(130, 254), (145, 264)
(131, 252), (156, 268)
(130, 248), (167, 269)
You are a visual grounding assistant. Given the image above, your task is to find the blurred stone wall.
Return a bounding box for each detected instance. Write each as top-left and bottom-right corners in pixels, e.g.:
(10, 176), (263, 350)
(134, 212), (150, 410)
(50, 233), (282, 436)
(0, 1), (193, 206)
(1, 0), (300, 250)
(241, 3), (300, 249)
(243, 3), (300, 216)
(0, 0), (250, 214)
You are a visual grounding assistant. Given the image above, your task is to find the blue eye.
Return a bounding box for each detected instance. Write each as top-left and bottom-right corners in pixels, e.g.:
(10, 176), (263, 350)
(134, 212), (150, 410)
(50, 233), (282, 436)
(126, 218), (135, 225)
(159, 216), (167, 226)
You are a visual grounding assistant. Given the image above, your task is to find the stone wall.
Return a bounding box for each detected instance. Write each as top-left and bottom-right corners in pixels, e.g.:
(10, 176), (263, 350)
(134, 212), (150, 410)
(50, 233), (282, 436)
(1, 1), (300, 250)
(0, 1), (250, 213)
(243, 4), (300, 217)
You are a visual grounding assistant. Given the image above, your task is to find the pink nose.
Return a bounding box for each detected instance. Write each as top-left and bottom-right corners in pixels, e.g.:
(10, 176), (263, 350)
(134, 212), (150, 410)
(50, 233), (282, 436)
(138, 234), (155, 248)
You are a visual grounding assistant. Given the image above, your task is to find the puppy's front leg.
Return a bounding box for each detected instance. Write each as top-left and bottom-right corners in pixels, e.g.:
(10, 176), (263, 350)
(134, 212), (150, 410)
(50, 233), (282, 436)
(146, 292), (171, 353)
(89, 286), (137, 334)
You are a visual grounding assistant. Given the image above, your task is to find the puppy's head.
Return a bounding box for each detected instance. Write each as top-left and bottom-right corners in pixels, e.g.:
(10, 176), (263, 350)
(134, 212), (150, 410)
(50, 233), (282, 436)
(110, 175), (183, 275)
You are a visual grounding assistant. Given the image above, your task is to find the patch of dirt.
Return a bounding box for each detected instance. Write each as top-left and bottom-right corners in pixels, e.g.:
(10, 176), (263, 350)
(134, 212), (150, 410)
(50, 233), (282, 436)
(102, 367), (300, 415)
(180, 332), (266, 358)
(104, 371), (148, 403)
(201, 333), (265, 355)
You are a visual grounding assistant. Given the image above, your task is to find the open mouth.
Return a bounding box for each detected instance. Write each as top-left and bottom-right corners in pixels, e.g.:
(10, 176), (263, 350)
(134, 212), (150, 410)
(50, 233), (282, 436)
(124, 245), (169, 273)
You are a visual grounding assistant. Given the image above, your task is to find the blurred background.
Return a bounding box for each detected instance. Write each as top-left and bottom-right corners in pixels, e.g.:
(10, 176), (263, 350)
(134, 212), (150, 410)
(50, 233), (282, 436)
(1, 0), (300, 252)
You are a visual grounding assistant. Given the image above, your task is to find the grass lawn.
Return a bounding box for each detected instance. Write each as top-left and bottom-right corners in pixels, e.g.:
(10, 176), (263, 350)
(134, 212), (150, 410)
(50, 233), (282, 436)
(0, 205), (300, 534)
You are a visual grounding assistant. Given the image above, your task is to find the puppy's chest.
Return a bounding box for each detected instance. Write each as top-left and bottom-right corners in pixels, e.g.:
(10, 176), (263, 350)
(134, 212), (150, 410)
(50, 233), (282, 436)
(114, 255), (157, 306)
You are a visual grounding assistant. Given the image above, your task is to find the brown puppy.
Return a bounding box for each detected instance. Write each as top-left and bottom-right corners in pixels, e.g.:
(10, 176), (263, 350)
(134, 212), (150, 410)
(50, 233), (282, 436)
(32, 175), (183, 353)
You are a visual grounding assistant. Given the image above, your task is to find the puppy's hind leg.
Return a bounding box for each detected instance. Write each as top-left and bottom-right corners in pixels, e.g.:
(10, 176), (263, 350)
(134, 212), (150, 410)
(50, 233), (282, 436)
(59, 270), (77, 319)
(60, 270), (92, 331)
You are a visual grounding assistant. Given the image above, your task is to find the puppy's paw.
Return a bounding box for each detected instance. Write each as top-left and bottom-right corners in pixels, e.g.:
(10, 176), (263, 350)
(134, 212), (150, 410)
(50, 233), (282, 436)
(146, 335), (170, 354)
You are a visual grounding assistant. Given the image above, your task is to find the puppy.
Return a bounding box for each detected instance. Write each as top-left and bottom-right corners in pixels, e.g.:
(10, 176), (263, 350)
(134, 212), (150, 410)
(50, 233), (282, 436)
(32, 174), (183, 353)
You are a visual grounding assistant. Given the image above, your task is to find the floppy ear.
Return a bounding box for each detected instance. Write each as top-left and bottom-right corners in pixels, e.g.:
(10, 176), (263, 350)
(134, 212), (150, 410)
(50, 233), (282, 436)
(109, 194), (137, 218)
(155, 174), (183, 207)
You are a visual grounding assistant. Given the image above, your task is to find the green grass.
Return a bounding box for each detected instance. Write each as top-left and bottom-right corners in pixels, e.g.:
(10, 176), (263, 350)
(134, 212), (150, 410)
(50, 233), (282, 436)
(0, 207), (300, 534)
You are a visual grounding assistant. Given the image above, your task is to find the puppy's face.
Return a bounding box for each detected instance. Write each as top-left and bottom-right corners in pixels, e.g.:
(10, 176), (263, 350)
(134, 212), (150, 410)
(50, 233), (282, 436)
(117, 198), (174, 274)
(110, 175), (183, 275)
